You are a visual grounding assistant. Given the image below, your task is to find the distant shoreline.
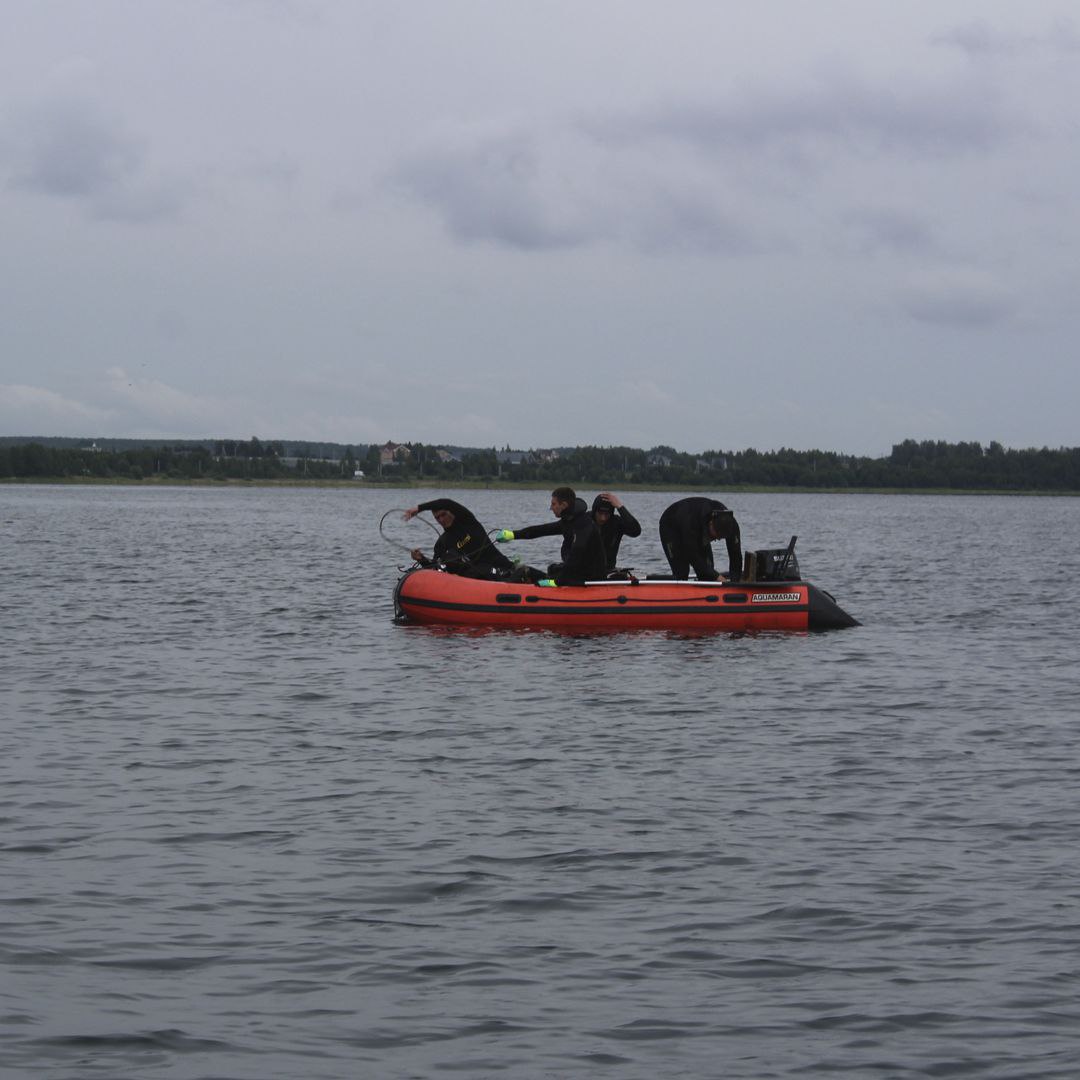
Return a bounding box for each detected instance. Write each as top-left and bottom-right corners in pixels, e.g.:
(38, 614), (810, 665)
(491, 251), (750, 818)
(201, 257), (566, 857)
(2, 476), (1074, 496)
(5, 437), (1076, 492)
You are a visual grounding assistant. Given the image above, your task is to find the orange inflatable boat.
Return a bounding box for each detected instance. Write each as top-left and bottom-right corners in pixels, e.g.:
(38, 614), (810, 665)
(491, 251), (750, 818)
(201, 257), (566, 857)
(393, 568), (858, 632)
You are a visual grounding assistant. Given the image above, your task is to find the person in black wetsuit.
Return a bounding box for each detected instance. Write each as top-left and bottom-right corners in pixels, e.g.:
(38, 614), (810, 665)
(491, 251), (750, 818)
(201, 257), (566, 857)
(403, 499), (512, 574)
(495, 486), (606, 586)
(591, 492), (642, 572)
(658, 496), (742, 581)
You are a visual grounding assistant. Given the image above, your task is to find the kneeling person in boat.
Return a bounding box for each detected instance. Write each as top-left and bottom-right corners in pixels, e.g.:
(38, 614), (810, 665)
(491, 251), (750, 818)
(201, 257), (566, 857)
(658, 497), (743, 581)
(495, 486), (607, 586)
(404, 499), (512, 575)
(591, 492), (642, 572)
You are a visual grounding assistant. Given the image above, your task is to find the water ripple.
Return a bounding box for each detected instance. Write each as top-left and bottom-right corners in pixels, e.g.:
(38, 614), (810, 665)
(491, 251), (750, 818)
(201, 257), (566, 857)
(3, 486), (1080, 1079)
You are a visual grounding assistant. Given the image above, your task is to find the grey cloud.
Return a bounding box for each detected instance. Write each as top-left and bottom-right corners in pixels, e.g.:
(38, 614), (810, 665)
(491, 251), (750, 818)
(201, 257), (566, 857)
(92, 181), (189, 224)
(1, 98), (184, 223)
(628, 186), (754, 255)
(934, 20), (1025, 57)
(899, 270), (1014, 327)
(1048, 19), (1080, 53)
(217, 0), (326, 26)
(903, 294), (1010, 326)
(394, 132), (756, 255)
(3, 99), (139, 197)
(842, 208), (939, 257)
(395, 136), (595, 251)
(394, 68), (1010, 256)
(935, 18), (1080, 57)
(592, 75), (1007, 157)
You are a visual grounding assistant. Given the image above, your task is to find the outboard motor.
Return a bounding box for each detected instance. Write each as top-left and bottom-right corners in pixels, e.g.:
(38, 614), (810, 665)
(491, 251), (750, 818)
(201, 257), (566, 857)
(747, 535), (801, 581)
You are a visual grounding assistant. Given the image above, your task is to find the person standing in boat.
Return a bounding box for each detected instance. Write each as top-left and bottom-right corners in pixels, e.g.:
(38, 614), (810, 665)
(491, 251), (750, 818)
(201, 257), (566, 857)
(658, 496), (743, 581)
(591, 492), (642, 572)
(495, 486), (606, 586)
(403, 499), (512, 574)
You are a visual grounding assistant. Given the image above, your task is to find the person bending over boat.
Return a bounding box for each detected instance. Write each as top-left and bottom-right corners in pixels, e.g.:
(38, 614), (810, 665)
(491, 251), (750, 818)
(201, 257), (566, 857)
(658, 496), (743, 581)
(591, 492), (642, 572)
(403, 499), (512, 574)
(495, 486), (607, 586)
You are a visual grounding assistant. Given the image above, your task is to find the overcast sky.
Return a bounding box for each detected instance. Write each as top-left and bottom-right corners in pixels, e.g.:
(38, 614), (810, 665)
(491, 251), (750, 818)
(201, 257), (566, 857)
(2, 1), (1078, 455)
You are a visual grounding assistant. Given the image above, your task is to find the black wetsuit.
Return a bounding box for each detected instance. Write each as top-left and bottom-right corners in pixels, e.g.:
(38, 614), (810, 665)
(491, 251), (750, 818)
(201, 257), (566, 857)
(658, 497), (742, 581)
(511, 498), (607, 585)
(591, 495), (642, 571)
(417, 499), (512, 571)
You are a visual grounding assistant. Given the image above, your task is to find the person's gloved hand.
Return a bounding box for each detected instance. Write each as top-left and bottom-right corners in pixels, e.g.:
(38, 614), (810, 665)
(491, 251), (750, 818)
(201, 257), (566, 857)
(495, 529), (515, 542)
(537, 579), (556, 588)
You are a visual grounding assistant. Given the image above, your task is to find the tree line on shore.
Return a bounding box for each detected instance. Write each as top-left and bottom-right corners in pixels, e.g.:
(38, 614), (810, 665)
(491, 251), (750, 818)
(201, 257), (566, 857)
(2, 437), (1079, 491)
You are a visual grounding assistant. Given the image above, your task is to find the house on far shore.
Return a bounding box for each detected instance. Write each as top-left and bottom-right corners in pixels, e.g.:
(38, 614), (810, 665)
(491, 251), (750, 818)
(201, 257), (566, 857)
(495, 450), (531, 467)
(379, 441), (411, 466)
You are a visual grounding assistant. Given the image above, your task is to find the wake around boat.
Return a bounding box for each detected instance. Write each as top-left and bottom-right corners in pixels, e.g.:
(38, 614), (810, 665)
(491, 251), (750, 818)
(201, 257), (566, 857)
(393, 540), (859, 632)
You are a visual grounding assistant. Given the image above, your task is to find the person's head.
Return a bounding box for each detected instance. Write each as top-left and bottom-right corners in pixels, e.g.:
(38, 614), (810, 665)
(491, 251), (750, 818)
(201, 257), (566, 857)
(433, 508), (455, 530)
(592, 494), (614, 525)
(550, 486), (576, 517)
(707, 508), (735, 540)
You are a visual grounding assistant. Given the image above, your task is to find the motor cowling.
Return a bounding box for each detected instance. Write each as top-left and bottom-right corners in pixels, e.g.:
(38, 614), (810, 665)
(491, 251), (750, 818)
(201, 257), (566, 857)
(749, 547), (801, 581)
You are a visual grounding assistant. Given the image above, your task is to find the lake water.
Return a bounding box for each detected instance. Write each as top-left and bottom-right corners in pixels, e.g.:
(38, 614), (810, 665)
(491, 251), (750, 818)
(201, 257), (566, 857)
(3, 483), (1079, 1079)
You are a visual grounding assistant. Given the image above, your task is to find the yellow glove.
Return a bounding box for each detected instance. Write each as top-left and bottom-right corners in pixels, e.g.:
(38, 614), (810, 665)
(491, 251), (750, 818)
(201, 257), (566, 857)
(495, 529), (515, 542)
(537, 579), (556, 588)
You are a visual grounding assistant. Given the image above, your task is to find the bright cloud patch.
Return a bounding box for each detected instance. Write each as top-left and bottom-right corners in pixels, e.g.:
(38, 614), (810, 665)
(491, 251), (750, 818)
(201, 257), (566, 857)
(0, 384), (112, 432)
(105, 368), (229, 426)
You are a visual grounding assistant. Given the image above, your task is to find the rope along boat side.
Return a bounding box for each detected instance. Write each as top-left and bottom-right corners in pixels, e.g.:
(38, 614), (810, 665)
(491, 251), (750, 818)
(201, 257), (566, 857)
(394, 568), (858, 632)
